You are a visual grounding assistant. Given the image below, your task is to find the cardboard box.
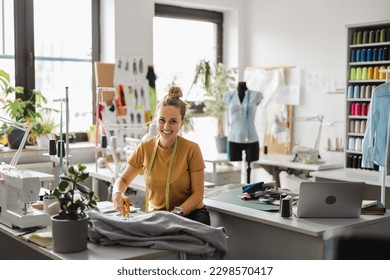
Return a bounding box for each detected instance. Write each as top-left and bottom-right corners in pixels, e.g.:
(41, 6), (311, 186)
(94, 62), (115, 102)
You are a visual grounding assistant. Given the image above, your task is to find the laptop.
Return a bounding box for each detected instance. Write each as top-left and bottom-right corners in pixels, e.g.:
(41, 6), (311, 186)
(296, 181), (365, 218)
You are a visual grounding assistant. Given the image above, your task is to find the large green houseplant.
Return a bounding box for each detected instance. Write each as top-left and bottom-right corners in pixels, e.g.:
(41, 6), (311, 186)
(51, 163), (99, 253)
(0, 69), (57, 148)
(191, 59), (235, 152)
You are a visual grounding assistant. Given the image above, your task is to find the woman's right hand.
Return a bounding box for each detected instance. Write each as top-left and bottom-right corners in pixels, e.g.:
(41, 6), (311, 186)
(112, 192), (131, 217)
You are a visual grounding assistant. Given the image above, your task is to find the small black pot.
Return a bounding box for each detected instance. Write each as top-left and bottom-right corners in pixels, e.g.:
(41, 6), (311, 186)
(7, 128), (27, 149)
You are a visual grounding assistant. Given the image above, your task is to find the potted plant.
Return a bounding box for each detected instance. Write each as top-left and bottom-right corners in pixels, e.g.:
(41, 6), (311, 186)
(51, 163), (100, 253)
(29, 113), (58, 148)
(0, 69), (56, 149)
(190, 59), (235, 152)
(87, 124), (96, 143)
(1, 69), (30, 149)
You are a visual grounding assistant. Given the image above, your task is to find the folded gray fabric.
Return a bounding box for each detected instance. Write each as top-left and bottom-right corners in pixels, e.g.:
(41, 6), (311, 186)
(88, 210), (227, 259)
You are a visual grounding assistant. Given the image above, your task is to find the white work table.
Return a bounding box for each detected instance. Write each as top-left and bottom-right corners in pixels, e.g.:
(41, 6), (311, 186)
(203, 153), (343, 188)
(85, 162), (215, 195)
(312, 168), (390, 186)
(84, 162), (146, 194)
(203, 153), (238, 184)
(252, 153), (344, 188)
(312, 168), (390, 207)
(203, 185), (390, 259)
(0, 221), (177, 260)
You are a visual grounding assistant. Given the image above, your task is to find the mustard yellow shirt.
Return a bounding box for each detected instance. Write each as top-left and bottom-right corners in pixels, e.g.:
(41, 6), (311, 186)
(128, 136), (205, 213)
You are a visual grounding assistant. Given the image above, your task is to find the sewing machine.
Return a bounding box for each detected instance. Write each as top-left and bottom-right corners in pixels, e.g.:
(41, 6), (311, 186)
(0, 164), (50, 229)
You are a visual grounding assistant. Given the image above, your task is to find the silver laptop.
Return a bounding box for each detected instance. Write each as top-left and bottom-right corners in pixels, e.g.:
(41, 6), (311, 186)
(297, 181), (365, 218)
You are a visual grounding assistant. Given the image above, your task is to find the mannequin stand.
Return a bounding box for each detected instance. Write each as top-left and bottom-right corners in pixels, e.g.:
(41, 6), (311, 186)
(240, 150), (252, 184)
(246, 162), (252, 184)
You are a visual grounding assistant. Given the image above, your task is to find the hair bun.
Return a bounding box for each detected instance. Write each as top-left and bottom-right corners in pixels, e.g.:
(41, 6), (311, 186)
(167, 86), (183, 98)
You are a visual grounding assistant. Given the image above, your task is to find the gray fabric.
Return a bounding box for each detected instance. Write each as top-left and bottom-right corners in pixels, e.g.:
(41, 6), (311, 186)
(87, 210), (227, 259)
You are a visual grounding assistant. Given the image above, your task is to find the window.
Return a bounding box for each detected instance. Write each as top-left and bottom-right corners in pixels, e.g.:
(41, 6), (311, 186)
(34, 0), (96, 132)
(153, 4), (224, 154)
(0, 0), (15, 79)
(153, 4), (223, 103)
(2, 0), (99, 133)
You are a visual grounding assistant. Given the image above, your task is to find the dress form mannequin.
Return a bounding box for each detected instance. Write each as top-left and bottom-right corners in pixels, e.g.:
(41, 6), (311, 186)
(223, 81), (263, 184)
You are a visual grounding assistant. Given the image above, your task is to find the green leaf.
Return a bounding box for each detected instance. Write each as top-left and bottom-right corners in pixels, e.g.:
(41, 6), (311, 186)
(68, 165), (75, 175)
(14, 86), (24, 94)
(204, 62), (211, 90)
(78, 172), (89, 181)
(52, 189), (61, 198)
(78, 163), (87, 172)
(0, 69), (10, 84)
(76, 183), (91, 194)
(58, 181), (69, 191)
(59, 175), (72, 182)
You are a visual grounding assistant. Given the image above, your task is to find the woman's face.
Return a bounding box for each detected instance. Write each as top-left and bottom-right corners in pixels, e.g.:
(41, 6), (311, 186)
(156, 105), (183, 146)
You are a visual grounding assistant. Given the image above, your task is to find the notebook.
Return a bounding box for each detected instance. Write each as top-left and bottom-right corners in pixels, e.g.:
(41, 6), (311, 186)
(296, 181), (365, 218)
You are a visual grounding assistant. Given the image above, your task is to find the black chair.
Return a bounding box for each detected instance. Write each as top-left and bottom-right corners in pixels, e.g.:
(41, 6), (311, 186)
(335, 236), (390, 260)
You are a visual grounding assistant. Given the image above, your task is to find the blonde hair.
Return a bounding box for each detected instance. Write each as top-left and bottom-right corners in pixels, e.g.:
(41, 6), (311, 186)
(157, 86), (189, 119)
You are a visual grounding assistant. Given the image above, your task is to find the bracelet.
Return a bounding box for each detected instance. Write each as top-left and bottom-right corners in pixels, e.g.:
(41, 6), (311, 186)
(112, 191), (122, 197)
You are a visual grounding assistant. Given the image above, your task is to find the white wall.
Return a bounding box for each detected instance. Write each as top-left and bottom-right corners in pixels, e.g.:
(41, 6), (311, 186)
(100, 0), (246, 155)
(100, 0), (154, 66)
(244, 0), (390, 161)
(101, 0), (390, 161)
(100, 0), (246, 67)
(100, 0), (115, 62)
(155, 0), (248, 70)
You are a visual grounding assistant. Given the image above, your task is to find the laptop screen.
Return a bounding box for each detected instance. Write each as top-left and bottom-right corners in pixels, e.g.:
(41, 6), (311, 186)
(297, 181), (365, 218)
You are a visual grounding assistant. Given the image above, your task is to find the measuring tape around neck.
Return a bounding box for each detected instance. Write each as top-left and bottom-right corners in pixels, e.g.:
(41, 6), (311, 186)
(145, 136), (178, 212)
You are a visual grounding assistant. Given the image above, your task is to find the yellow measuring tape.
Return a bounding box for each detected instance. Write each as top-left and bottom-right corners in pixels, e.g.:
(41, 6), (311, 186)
(144, 137), (178, 212)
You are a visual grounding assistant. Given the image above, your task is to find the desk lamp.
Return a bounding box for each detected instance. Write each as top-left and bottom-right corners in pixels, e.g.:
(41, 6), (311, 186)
(271, 114), (324, 159)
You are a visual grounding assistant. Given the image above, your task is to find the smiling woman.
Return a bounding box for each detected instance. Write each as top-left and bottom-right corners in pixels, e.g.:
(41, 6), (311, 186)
(111, 86), (211, 226)
(155, 86), (187, 148)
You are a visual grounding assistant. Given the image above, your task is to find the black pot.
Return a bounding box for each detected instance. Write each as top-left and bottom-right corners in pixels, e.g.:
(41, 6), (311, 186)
(51, 215), (89, 253)
(7, 128), (27, 149)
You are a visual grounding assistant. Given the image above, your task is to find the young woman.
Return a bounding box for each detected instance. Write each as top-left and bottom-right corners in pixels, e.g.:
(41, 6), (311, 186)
(112, 86), (210, 225)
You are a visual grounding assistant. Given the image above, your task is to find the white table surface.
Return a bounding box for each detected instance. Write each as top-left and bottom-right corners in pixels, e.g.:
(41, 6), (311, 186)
(0, 218), (177, 260)
(84, 162), (215, 194)
(312, 168), (390, 186)
(253, 153), (344, 171)
(204, 187), (390, 238)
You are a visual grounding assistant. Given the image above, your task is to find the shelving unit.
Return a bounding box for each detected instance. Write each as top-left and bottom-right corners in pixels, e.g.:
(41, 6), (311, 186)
(345, 20), (390, 171)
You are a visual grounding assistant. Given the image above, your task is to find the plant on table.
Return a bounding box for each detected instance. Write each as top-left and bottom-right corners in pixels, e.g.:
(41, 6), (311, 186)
(52, 163), (100, 220)
(0, 69), (58, 145)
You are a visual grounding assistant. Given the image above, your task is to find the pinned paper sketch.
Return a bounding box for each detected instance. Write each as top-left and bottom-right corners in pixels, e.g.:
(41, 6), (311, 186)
(328, 71), (345, 93)
(305, 71), (328, 93)
(275, 85), (300, 105)
(114, 55), (147, 85)
(275, 67), (300, 105)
